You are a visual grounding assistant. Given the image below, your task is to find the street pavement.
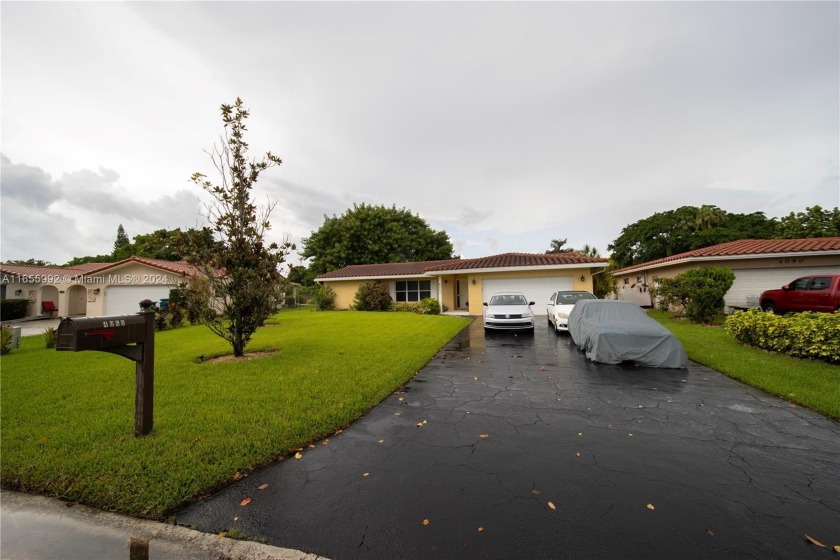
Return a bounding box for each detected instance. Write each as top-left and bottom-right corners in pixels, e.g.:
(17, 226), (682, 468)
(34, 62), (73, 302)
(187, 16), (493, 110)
(176, 319), (840, 560)
(0, 490), (325, 560)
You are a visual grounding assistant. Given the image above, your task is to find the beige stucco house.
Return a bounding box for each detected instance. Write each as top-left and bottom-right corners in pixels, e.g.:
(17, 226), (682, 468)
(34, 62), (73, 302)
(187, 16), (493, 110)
(609, 237), (840, 311)
(1, 257), (200, 318)
(316, 252), (608, 315)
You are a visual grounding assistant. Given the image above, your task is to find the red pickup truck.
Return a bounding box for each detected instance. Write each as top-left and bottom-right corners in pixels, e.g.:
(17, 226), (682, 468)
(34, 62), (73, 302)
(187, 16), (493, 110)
(759, 274), (840, 314)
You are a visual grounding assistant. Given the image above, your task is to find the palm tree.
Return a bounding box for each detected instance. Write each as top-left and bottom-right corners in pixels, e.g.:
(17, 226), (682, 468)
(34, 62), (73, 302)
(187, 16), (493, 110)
(577, 244), (600, 258)
(546, 238), (574, 253)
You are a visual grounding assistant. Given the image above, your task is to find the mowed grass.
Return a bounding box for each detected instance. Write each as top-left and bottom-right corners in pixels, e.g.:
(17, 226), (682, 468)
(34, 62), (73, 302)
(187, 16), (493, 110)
(1, 309), (472, 518)
(648, 310), (840, 421)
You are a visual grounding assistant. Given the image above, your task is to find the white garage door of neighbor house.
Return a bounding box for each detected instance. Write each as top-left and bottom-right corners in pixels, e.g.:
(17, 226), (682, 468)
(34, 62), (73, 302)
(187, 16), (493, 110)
(106, 286), (175, 316)
(727, 266), (840, 309)
(482, 277), (574, 315)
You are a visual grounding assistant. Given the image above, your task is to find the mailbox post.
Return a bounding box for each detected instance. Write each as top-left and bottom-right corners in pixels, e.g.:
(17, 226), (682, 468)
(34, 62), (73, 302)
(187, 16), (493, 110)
(57, 300), (157, 436)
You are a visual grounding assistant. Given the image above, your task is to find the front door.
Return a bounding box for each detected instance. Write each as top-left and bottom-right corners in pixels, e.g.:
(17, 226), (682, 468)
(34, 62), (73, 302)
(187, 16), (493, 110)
(456, 279), (468, 310)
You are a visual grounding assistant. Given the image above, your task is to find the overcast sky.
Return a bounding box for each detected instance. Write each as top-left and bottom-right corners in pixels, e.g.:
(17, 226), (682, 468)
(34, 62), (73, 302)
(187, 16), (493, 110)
(2, 1), (838, 269)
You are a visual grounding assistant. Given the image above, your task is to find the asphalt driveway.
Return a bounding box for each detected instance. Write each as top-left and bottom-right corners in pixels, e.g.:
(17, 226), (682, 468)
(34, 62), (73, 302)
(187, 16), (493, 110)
(176, 319), (840, 560)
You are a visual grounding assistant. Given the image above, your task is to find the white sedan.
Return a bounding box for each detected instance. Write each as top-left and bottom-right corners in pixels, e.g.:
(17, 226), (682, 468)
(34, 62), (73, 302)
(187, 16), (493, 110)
(483, 292), (536, 331)
(547, 291), (597, 333)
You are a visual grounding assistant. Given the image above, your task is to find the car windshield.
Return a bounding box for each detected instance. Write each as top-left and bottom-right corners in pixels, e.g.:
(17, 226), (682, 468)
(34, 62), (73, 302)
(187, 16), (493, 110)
(557, 292), (596, 305)
(489, 294), (528, 306)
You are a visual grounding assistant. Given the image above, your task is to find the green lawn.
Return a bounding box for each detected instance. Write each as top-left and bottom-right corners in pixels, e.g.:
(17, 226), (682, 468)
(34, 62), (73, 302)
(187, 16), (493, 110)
(648, 310), (840, 421)
(0, 309), (471, 518)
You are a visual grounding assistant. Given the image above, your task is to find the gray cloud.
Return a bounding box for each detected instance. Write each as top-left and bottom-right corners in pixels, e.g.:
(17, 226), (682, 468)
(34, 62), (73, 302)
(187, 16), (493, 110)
(3, 2), (838, 262)
(0, 153), (63, 209)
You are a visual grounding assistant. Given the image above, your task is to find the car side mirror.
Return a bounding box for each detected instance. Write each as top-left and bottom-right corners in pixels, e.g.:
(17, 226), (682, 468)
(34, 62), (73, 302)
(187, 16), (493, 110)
(529, 302), (535, 306)
(547, 301), (553, 306)
(483, 302), (488, 306)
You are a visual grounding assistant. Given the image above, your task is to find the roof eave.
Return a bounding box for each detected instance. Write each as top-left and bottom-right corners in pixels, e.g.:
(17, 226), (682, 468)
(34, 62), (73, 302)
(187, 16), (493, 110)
(611, 250), (840, 275)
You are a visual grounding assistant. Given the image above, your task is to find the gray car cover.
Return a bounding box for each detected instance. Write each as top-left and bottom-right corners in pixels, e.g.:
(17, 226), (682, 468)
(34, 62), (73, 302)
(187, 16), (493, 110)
(568, 300), (688, 368)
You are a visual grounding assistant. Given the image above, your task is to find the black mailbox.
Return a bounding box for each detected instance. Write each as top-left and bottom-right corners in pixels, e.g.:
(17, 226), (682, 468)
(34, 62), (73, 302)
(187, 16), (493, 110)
(55, 307), (156, 436)
(57, 315), (147, 352)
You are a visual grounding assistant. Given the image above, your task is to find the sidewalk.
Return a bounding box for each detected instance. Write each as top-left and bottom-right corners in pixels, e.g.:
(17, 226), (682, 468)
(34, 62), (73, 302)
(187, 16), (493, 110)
(0, 490), (326, 560)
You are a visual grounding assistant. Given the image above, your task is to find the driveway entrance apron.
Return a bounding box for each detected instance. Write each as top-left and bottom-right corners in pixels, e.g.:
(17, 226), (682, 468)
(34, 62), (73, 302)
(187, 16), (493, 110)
(176, 320), (840, 560)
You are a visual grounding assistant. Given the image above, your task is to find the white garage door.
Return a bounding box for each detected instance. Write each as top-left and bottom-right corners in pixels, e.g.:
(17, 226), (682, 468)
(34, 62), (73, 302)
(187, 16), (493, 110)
(106, 286), (176, 316)
(482, 276), (574, 315)
(727, 266), (840, 309)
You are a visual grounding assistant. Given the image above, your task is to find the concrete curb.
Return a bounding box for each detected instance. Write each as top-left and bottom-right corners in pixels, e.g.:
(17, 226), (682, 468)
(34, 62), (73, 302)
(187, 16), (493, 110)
(1, 490), (327, 560)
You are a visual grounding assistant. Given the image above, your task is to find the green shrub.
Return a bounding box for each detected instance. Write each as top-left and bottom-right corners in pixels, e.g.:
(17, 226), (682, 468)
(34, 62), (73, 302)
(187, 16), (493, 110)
(1, 325), (14, 355)
(416, 298), (441, 315)
(167, 288), (185, 328)
(42, 327), (58, 349)
(1, 299), (29, 321)
(314, 285), (336, 311)
(725, 309), (840, 364)
(654, 267), (735, 323)
(353, 281), (393, 311)
(391, 302), (419, 313)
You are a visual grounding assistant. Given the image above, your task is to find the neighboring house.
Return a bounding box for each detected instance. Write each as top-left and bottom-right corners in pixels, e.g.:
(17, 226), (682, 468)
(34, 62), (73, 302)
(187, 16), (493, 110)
(609, 237), (840, 312)
(0, 257), (202, 318)
(316, 252), (608, 316)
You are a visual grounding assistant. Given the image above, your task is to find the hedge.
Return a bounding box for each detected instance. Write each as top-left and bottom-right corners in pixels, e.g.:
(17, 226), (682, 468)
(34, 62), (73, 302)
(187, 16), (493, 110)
(725, 309), (840, 364)
(0, 299), (29, 321)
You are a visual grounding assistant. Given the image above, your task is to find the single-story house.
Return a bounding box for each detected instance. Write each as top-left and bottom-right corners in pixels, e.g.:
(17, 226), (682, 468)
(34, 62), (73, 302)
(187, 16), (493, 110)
(315, 252), (608, 315)
(0, 257), (201, 319)
(609, 237), (840, 311)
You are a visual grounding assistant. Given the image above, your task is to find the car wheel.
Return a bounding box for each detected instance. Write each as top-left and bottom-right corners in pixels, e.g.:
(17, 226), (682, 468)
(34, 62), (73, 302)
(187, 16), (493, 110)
(761, 302), (777, 314)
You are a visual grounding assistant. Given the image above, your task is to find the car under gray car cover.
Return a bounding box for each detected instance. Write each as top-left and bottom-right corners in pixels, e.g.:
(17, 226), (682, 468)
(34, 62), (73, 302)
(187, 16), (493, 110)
(568, 300), (688, 368)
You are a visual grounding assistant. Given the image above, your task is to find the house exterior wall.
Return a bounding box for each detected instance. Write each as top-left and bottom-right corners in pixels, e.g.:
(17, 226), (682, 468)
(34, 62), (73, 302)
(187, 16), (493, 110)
(465, 268), (595, 316)
(323, 277), (441, 310)
(2, 263), (190, 318)
(612, 255), (840, 309)
(325, 280), (365, 309)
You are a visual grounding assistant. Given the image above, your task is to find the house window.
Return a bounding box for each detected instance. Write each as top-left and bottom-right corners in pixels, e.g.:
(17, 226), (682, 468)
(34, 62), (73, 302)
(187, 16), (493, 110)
(623, 278), (629, 285)
(396, 280), (431, 302)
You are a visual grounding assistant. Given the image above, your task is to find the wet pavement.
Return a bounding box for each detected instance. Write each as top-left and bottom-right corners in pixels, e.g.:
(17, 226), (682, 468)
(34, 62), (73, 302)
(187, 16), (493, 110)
(176, 320), (840, 560)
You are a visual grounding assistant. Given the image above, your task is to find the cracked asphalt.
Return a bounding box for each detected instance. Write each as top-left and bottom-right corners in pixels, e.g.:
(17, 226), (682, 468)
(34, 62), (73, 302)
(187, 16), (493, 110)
(176, 319), (840, 560)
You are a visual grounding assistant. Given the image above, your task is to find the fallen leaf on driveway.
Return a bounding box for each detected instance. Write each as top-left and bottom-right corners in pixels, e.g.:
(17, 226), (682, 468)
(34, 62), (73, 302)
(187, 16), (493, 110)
(478, 527), (484, 533)
(576, 452), (581, 457)
(547, 502), (556, 510)
(804, 534), (826, 548)
(705, 529), (714, 537)
(363, 472), (370, 477)
(540, 366), (546, 371)
(322, 439), (330, 446)
(294, 452), (302, 459)
(257, 483), (268, 491)
(833, 545), (840, 553)
(422, 518), (430, 526)
(646, 503), (655, 510)
(479, 434), (489, 439)
(530, 489), (542, 496)
(218, 531), (227, 538)
(378, 439), (384, 444)
(240, 498), (251, 507)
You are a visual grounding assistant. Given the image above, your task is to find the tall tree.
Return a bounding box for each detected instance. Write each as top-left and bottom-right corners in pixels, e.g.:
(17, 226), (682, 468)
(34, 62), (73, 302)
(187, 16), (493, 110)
(114, 224), (130, 253)
(301, 203), (454, 277)
(775, 206), (840, 238)
(608, 206), (777, 268)
(185, 97), (293, 357)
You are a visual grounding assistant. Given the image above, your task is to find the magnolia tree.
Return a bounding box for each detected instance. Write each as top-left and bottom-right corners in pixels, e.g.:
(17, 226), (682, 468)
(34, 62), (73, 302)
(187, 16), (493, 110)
(186, 98), (293, 356)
